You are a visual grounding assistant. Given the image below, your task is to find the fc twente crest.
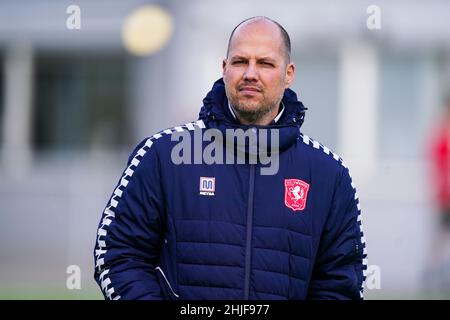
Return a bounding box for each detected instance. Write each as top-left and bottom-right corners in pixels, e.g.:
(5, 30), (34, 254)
(284, 179), (310, 211)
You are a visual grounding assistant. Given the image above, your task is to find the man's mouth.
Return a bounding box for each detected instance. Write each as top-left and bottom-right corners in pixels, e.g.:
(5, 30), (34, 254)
(239, 86), (261, 94)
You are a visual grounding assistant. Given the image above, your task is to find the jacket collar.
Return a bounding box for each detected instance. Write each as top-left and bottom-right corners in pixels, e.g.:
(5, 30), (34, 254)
(227, 101), (286, 124)
(198, 78), (308, 153)
(199, 78), (306, 129)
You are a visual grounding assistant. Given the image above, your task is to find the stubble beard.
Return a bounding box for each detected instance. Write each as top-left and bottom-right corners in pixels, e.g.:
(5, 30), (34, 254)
(229, 95), (280, 124)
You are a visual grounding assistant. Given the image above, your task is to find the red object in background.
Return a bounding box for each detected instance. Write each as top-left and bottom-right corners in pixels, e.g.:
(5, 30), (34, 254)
(430, 122), (450, 211)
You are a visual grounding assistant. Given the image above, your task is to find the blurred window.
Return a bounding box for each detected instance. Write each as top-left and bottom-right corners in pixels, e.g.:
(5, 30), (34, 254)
(0, 54), (3, 145)
(32, 54), (130, 151)
(292, 53), (339, 151)
(379, 52), (422, 160)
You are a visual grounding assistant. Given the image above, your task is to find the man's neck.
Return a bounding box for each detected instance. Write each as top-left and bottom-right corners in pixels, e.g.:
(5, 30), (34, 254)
(228, 102), (285, 126)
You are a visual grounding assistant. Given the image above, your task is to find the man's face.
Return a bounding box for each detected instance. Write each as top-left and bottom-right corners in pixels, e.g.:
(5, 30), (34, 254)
(223, 20), (294, 125)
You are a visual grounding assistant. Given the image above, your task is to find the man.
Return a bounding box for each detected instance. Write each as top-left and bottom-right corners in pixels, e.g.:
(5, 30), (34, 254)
(94, 16), (367, 300)
(423, 95), (450, 290)
(430, 96), (450, 232)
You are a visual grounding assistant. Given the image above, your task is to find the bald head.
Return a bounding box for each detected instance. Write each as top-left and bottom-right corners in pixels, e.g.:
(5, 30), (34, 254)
(226, 16), (291, 63)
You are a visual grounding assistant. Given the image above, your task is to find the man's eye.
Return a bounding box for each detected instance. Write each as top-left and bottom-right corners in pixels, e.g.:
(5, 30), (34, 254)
(261, 62), (274, 66)
(232, 60), (245, 65)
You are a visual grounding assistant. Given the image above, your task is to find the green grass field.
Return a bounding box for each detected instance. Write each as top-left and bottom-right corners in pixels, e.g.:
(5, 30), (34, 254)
(0, 288), (103, 300)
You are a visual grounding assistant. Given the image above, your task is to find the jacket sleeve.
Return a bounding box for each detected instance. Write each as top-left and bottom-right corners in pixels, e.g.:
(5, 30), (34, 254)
(93, 138), (165, 300)
(307, 166), (367, 300)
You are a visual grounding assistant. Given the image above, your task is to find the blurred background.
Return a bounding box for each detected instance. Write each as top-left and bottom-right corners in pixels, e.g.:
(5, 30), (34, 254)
(1, 0), (450, 299)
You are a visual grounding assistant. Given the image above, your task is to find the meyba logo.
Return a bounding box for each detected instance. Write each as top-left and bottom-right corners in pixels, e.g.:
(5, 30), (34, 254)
(199, 177), (215, 196)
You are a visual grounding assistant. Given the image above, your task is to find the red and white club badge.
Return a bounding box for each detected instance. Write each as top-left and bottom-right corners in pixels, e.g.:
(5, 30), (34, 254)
(284, 179), (310, 211)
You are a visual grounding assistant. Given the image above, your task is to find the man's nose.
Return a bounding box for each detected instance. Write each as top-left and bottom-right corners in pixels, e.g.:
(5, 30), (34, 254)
(243, 62), (258, 81)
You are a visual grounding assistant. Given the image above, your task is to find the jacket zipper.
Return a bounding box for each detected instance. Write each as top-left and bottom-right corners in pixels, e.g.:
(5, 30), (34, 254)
(155, 266), (180, 298)
(244, 164), (256, 299)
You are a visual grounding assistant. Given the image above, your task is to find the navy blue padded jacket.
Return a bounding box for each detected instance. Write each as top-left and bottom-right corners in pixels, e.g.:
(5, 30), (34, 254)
(94, 78), (367, 300)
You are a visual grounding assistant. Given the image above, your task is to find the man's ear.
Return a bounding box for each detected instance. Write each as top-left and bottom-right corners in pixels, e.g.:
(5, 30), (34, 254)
(222, 59), (227, 76)
(285, 63), (295, 88)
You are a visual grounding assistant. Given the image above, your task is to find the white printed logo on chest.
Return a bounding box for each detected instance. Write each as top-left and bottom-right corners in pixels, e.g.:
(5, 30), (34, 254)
(199, 177), (215, 196)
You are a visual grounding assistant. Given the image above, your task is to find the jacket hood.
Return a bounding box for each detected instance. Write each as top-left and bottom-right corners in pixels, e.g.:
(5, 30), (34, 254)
(198, 78), (307, 153)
